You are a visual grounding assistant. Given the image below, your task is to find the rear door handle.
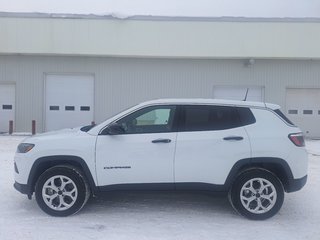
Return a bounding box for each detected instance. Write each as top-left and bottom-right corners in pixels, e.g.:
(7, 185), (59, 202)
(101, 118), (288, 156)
(223, 136), (244, 141)
(152, 139), (171, 143)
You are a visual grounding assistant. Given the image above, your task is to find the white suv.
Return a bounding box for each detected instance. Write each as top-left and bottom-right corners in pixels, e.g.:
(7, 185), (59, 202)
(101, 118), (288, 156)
(14, 99), (308, 220)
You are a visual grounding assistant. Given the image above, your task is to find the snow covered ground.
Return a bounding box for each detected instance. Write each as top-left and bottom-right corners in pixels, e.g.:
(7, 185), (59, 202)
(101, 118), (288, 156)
(0, 136), (319, 240)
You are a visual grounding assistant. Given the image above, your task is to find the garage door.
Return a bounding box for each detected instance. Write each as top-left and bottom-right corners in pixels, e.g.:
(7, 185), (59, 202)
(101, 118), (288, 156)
(0, 84), (15, 133)
(213, 86), (265, 102)
(286, 88), (320, 139)
(45, 75), (94, 131)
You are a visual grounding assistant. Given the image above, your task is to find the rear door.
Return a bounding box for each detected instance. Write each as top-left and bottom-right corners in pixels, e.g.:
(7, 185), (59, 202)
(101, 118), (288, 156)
(174, 105), (252, 187)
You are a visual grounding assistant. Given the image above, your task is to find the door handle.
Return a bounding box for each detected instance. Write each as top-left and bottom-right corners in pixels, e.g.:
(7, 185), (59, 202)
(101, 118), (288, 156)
(152, 139), (171, 143)
(223, 136), (244, 141)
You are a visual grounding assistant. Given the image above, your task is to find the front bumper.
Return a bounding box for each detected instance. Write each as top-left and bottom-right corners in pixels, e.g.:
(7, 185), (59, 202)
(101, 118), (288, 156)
(14, 181), (32, 199)
(286, 175), (307, 193)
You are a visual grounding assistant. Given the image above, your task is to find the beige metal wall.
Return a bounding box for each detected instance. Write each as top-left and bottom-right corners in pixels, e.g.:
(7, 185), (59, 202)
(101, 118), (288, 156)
(0, 55), (320, 132)
(0, 17), (320, 59)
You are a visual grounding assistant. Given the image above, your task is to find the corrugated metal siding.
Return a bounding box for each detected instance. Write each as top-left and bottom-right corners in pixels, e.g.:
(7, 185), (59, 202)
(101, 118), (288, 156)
(0, 55), (319, 132)
(1, 17), (320, 59)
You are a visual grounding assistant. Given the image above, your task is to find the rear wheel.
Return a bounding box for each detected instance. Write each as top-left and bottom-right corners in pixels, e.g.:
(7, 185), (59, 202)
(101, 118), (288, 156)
(229, 169), (284, 220)
(35, 165), (90, 217)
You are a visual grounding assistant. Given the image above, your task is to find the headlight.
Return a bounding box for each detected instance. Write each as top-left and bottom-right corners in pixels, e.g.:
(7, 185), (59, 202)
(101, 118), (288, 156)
(17, 143), (35, 153)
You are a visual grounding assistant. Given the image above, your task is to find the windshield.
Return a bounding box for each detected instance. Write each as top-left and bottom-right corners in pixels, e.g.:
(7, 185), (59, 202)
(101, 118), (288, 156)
(80, 124), (96, 132)
(80, 103), (139, 132)
(100, 103), (140, 123)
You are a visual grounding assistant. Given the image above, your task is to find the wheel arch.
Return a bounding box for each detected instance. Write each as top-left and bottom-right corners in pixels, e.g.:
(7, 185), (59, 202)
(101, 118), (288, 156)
(27, 155), (98, 196)
(225, 157), (294, 192)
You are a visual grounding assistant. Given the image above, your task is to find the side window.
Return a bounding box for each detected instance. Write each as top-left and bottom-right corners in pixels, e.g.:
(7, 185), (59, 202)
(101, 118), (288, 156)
(182, 105), (242, 131)
(117, 106), (176, 134)
(237, 107), (256, 126)
(136, 109), (171, 126)
(184, 106), (211, 131)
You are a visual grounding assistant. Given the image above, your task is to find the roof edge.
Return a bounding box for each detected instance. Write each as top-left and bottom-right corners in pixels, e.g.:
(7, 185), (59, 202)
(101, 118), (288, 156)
(0, 11), (320, 23)
(140, 98), (269, 108)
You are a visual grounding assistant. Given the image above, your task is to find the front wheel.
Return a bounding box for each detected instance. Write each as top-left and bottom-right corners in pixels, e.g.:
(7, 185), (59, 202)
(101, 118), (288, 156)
(35, 165), (90, 217)
(229, 169), (284, 220)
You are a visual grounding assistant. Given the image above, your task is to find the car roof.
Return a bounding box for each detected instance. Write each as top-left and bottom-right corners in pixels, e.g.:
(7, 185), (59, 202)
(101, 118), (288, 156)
(139, 98), (280, 110)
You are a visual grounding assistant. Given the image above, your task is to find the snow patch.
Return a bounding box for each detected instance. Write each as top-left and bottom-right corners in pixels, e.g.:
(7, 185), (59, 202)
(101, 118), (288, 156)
(0, 0), (319, 18)
(0, 136), (319, 240)
(110, 12), (130, 19)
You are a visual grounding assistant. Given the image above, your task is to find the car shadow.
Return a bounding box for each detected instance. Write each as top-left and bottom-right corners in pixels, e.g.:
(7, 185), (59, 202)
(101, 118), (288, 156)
(81, 191), (237, 217)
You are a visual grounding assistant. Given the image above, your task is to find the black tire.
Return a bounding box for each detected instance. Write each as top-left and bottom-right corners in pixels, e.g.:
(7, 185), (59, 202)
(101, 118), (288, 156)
(35, 165), (90, 217)
(229, 169), (284, 220)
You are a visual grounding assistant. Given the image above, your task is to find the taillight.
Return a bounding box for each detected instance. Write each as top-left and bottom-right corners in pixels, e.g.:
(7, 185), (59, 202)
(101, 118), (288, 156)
(288, 133), (305, 147)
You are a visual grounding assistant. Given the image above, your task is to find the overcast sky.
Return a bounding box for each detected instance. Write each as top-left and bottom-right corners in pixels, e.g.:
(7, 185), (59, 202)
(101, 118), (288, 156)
(0, 0), (319, 18)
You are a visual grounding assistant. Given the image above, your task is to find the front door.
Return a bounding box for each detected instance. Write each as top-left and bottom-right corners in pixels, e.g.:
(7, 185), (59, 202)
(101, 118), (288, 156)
(96, 105), (177, 187)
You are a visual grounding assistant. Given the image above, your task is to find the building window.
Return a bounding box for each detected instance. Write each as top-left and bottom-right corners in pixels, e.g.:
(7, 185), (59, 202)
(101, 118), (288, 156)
(2, 104), (12, 110)
(80, 106), (90, 111)
(303, 110), (313, 115)
(65, 106), (75, 111)
(49, 106), (59, 111)
(288, 110), (298, 114)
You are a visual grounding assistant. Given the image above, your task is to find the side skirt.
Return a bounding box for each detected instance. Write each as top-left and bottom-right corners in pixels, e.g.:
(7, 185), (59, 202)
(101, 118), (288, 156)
(98, 182), (227, 193)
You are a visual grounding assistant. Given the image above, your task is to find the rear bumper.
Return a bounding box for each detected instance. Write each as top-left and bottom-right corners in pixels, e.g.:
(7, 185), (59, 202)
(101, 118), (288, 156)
(286, 175), (307, 193)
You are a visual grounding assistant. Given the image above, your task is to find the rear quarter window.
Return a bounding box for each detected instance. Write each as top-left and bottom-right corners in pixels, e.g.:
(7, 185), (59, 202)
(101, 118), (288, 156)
(274, 109), (295, 126)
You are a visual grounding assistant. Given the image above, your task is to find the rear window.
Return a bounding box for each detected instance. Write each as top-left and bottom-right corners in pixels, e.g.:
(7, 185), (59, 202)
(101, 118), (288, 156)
(274, 109), (295, 126)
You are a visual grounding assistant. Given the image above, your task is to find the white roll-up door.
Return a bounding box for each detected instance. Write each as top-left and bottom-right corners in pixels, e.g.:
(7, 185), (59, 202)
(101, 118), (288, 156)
(286, 88), (320, 138)
(45, 75), (94, 131)
(213, 86), (265, 102)
(0, 84), (15, 133)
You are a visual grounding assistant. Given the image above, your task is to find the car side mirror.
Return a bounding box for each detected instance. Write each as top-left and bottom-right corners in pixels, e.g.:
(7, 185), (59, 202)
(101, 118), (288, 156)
(102, 123), (125, 135)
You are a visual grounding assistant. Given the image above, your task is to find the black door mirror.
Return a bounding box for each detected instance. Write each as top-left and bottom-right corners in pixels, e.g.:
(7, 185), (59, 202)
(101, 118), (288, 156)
(102, 123), (125, 135)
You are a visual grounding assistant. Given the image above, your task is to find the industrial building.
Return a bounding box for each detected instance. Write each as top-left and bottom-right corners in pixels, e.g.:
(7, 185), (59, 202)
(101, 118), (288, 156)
(0, 13), (319, 137)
